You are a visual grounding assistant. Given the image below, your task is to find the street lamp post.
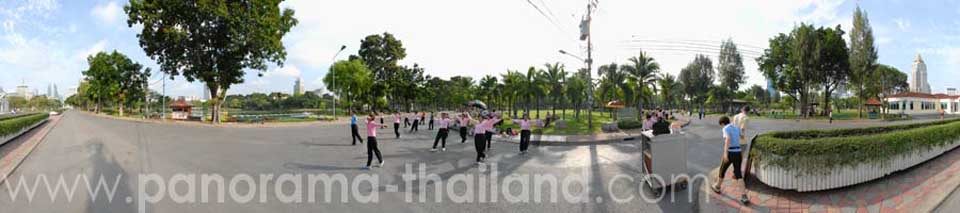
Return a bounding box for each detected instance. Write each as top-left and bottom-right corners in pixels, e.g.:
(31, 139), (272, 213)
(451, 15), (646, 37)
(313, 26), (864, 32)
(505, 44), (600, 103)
(331, 45), (346, 119)
(559, 49), (594, 130)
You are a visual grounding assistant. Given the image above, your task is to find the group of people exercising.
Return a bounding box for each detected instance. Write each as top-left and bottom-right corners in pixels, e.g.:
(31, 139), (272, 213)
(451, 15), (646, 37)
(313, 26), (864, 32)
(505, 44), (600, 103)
(349, 109), (543, 169)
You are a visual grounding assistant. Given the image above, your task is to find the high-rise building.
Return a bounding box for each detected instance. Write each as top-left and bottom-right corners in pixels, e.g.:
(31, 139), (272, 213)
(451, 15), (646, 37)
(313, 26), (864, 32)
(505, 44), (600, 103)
(910, 54), (932, 94)
(293, 77), (305, 96)
(0, 87), (8, 113)
(948, 88), (958, 96)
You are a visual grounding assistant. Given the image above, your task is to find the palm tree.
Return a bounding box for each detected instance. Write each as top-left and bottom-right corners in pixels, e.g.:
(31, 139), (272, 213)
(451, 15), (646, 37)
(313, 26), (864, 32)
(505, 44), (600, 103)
(658, 73), (682, 109)
(501, 70), (524, 117)
(598, 63), (628, 118)
(479, 75), (497, 109)
(542, 63), (566, 118)
(565, 73), (588, 119)
(622, 51), (661, 116)
(524, 67), (547, 118)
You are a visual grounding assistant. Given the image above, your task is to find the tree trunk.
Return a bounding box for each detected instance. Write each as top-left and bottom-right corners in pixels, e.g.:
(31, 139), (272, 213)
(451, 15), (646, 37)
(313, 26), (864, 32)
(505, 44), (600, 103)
(208, 85), (224, 124)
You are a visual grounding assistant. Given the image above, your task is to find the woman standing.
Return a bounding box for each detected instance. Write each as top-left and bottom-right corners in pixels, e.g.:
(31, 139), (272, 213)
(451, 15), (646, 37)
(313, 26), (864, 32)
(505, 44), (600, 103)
(363, 113), (388, 169)
(512, 114), (542, 155)
(393, 112), (402, 138)
(431, 113), (452, 152)
(409, 112), (421, 133)
(458, 113), (472, 143)
(428, 112), (435, 130)
(472, 115), (489, 164)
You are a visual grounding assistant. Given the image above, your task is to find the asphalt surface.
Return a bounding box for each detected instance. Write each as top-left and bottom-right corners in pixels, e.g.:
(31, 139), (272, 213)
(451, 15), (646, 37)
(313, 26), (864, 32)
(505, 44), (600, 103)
(0, 111), (952, 213)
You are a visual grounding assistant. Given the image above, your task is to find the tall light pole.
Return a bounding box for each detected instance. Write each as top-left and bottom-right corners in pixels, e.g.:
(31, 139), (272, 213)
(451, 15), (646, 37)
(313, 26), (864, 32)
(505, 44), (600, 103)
(331, 45), (346, 119)
(559, 49), (594, 129)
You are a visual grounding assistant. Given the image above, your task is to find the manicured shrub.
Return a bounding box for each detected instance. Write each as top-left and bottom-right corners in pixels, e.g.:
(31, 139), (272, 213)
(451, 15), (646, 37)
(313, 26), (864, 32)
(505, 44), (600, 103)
(618, 120), (643, 130)
(752, 119), (960, 175)
(0, 113), (49, 138)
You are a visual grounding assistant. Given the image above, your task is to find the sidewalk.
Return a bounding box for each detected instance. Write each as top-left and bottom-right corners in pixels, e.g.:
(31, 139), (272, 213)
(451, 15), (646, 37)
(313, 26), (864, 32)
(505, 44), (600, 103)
(491, 115), (692, 145)
(699, 144), (960, 212)
(0, 115), (62, 185)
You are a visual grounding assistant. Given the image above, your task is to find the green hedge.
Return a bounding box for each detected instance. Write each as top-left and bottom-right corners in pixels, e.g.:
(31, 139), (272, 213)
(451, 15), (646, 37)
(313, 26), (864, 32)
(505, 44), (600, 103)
(753, 118), (960, 175)
(618, 119), (643, 130)
(0, 113), (39, 121)
(0, 113), (49, 138)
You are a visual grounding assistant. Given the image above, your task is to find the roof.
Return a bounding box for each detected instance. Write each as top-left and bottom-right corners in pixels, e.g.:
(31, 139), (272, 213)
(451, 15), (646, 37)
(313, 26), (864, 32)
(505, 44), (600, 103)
(169, 98), (193, 108)
(865, 98), (883, 106)
(886, 92), (960, 99)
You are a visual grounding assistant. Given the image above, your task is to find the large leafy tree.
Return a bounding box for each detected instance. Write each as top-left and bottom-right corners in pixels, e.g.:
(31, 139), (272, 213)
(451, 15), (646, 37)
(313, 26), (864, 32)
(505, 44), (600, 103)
(622, 52), (660, 114)
(849, 6), (878, 118)
(679, 55), (715, 110)
(82, 51), (150, 116)
(565, 72), (588, 119)
(324, 59), (373, 111)
(788, 23), (819, 118)
(126, 0), (298, 123)
(816, 25), (850, 115)
(874, 64), (909, 114)
(718, 38), (746, 92)
(354, 33), (407, 110)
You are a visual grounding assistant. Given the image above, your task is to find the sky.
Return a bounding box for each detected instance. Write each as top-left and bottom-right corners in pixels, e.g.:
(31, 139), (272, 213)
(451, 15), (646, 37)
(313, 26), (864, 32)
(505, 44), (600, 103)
(0, 0), (958, 98)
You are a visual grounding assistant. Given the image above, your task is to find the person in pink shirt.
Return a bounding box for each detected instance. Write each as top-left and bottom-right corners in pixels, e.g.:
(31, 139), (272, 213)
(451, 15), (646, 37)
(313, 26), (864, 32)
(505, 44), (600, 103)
(512, 114), (542, 154)
(472, 115), (491, 163)
(458, 112), (473, 143)
(363, 113), (388, 169)
(393, 112), (402, 138)
(431, 112), (453, 152)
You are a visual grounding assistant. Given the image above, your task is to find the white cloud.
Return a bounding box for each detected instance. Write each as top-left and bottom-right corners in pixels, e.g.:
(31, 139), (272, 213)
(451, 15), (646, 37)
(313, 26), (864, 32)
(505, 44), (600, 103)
(266, 65), (301, 78)
(91, 1), (123, 25)
(893, 18), (911, 31)
(75, 39), (107, 61)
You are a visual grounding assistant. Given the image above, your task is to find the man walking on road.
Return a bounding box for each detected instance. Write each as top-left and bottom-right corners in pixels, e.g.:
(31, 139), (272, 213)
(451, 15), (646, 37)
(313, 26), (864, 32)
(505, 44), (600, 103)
(350, 111), (364, 145)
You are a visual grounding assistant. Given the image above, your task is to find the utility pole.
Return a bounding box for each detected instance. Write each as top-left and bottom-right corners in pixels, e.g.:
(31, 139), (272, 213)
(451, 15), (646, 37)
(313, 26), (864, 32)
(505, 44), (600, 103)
(161, 72), (166, 121)
(581, 1), (596, 130)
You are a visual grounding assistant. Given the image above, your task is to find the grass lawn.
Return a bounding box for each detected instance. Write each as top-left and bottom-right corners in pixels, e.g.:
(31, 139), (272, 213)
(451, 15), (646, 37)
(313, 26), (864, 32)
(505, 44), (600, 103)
(497, 109), (616, 135)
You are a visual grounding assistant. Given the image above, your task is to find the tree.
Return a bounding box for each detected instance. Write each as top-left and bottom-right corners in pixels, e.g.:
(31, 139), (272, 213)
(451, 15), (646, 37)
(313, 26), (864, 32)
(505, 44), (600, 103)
(478, 75), (498, 110)
(126, 0), (298, 123)
(565, 73), (588, 119)
(82, 52), (121, 114)
(542, 63), (566, 117)
(849, 6), (878, 118)
(622, 52), (660, 114)
(718, 38), (746, 92)
(817, 25), (850, 115)
(355, 33), (407, 110)
(324, 59), (373, 111)
(679, 55), (715, 111)
(788, 23), (819, 118)
(658, 73), (682, 109)
(874, 64), (908, 114)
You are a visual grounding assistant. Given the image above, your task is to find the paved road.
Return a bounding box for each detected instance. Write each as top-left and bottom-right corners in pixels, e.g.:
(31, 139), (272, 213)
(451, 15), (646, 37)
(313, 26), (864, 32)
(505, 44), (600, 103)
(0, 111), (948, 213)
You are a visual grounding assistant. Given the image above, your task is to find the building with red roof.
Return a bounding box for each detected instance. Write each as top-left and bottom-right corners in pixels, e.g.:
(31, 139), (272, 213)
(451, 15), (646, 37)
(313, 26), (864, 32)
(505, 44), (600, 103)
(884, 92), (959, 115)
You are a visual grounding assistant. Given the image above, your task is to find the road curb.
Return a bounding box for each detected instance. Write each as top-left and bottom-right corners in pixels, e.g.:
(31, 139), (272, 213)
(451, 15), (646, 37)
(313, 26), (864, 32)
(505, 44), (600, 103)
(0, 115), (62, 185)
(80, 111), (348, 128)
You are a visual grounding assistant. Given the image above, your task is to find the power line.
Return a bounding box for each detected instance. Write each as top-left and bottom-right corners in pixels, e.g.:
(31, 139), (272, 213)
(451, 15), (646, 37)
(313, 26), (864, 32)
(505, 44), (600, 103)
(524, 0), (575, 39)
(620, 42), (763, 55)
(628, 37), (767, 50)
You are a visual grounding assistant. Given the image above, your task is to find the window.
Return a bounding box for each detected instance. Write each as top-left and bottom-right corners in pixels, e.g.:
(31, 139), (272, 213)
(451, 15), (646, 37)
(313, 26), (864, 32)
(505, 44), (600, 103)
(889, 102), (899, 110)
(942, 103), (948, 110)
(910, 101), (914, 110)
(922, 102), (935, 110)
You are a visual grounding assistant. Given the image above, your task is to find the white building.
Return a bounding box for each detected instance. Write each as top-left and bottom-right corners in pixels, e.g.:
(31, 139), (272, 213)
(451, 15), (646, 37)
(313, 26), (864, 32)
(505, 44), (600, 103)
(884, 54), (959, 115)
(293, 77), (305, 96)
(886, 93), (959, 115)
(0, 87), (8, 113)
(910, 54), (932, 94)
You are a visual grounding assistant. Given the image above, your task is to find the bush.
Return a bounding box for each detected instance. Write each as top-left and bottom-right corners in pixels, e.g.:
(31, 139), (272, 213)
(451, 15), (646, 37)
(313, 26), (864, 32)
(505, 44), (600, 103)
(752, 118), (960, 175)
(0, 113), (49, 138)
(618, 119), (643, 130)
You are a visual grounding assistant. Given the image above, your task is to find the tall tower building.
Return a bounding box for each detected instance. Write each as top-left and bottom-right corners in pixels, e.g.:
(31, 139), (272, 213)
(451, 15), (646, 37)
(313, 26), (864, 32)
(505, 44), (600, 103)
(293, 77), (305, 96)
(910, 54), (931, 93)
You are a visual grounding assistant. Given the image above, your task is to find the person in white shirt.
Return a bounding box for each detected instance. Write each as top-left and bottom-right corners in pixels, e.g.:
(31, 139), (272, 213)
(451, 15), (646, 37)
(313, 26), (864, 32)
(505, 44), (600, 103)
(732, 106), (750, 141)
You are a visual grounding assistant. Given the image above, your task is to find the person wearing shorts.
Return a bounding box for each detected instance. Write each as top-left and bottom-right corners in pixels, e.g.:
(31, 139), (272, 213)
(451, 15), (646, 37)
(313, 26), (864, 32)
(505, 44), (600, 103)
(712, 116), (749, 204)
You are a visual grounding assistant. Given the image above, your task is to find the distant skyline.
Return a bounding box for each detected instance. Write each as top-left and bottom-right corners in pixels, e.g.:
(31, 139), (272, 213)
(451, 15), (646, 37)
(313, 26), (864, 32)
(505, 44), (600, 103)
(0, 0), (958, 98)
